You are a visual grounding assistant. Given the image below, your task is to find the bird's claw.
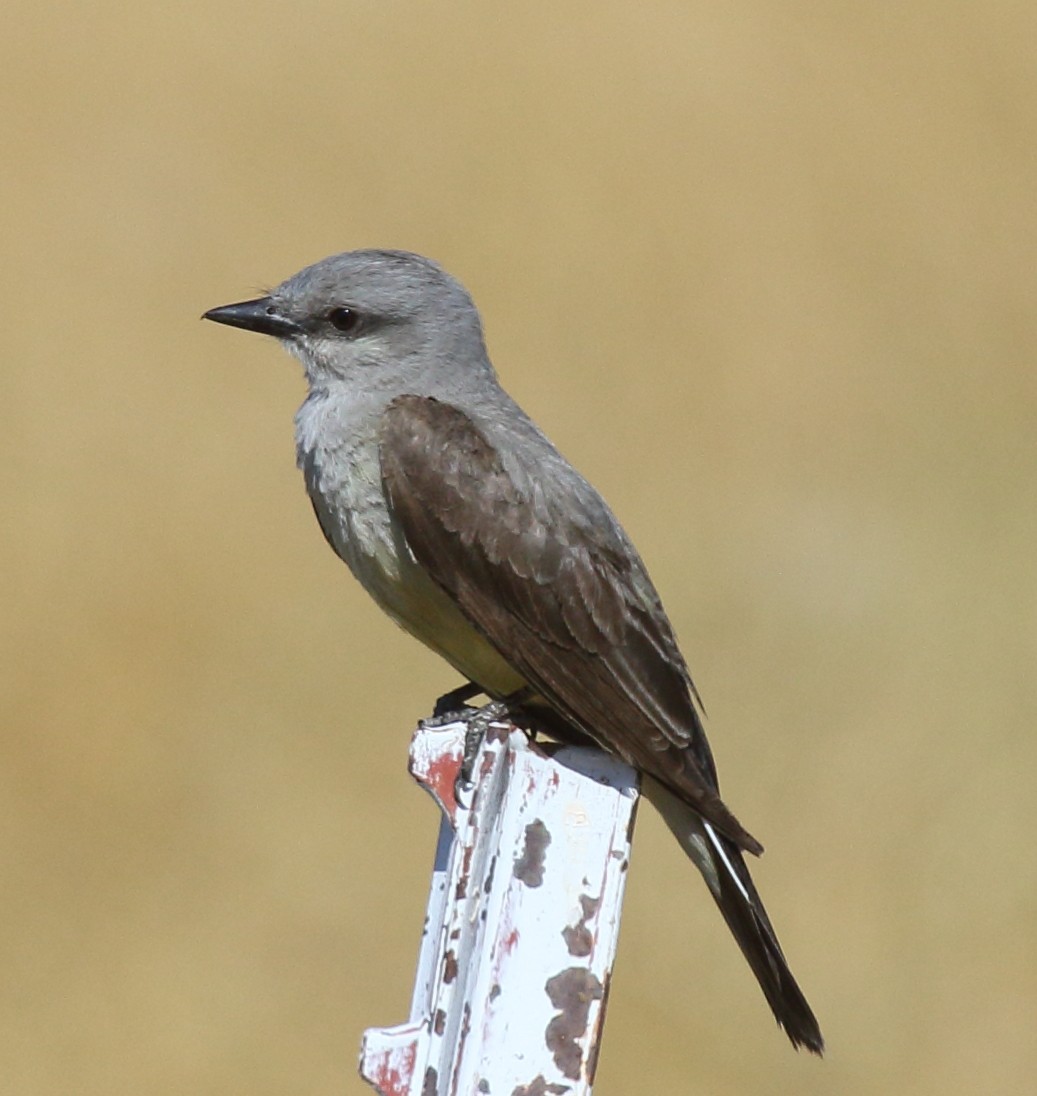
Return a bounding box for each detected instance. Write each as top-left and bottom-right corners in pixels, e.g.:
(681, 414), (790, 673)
(452, 698), (512, 807)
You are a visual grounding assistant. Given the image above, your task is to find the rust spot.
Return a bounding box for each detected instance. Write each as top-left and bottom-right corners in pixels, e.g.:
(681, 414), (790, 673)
(448, 1002), (472, 1092)
(511, 1076), (570, 1096)
(422, 1066), (438, 1096)
(561, 893), (600, 958)
(443, 949), (458, 984)
(456, 842), (476, 900)
(544, 968), (604, 1080)
(502, 927), (520, 955)
(561, 924), (590, 957)
(484, 853), (497, 894)
(462, 1001), (472, 1038)
(513, 819), (551, 887)
(433, 1008), (446, 1036)
(486, 722), (510, 744)
(479, 749), (496, 781)
(585, 971), (612, 1084)
(625, 794), (640, 844)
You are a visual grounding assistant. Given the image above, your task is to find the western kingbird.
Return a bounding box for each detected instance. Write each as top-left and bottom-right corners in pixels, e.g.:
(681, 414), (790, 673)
(204, 249), (823, 1054)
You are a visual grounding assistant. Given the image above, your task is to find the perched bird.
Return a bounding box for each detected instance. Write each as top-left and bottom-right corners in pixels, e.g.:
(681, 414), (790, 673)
(204, 249), (823, 1053)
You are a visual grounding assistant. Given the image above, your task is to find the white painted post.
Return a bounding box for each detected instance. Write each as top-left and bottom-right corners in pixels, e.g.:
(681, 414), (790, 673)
(359, 719), (640, 1096)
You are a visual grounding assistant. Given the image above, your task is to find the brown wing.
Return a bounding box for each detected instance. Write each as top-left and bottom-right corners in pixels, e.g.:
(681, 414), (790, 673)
(380, 394), (761, 855)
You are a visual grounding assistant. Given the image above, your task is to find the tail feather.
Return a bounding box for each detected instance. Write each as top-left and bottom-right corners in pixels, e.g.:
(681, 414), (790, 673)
(647, 780), (824, 1055)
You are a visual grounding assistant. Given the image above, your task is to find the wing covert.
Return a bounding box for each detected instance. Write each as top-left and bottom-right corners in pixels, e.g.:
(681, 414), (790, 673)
(379, 394), (761, 854)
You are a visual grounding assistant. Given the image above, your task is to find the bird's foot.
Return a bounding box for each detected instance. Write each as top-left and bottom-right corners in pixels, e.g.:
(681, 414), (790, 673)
(451, 688), (535, 807)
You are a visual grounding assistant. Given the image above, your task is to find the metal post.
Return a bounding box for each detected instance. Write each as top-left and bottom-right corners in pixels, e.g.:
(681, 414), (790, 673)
(360, 719), (640, 1095)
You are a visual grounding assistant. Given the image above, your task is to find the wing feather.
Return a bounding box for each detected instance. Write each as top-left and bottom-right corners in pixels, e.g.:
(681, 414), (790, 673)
(379, 394), (761, 854)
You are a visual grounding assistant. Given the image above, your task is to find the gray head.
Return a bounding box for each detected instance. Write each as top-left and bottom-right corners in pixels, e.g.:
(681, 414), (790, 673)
(203, 249), (495, 392)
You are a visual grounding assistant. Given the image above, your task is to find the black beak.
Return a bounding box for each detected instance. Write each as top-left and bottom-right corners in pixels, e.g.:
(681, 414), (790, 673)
(202, 297), (301, 338)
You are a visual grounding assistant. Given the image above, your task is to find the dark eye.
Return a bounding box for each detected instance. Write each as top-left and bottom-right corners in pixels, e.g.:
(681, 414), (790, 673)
(328, 307), (362, 334)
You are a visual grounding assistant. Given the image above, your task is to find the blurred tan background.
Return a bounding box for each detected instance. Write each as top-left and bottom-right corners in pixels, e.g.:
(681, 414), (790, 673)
(3, 2), (1035, 1092)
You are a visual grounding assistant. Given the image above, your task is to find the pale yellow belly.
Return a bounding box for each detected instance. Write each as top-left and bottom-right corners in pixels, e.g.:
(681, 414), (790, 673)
(300, 421), (526, 697)
(363, 540), (527, 698)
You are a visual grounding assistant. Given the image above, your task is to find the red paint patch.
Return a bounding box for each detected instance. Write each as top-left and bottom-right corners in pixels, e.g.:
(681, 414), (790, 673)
(422, 749), (462, 821)
(368, 1041), (417, 1096)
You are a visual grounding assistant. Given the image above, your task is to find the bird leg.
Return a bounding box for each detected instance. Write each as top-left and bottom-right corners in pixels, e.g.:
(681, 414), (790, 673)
(430, 680), (485, 721)
(452, 688), (535, 805)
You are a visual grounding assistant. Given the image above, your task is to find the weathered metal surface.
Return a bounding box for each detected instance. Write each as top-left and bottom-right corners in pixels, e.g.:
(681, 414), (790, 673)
(359, 721), (639, 1096)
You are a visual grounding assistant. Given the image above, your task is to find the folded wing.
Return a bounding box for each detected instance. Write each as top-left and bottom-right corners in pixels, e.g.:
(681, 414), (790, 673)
(379, 394), (761, 855)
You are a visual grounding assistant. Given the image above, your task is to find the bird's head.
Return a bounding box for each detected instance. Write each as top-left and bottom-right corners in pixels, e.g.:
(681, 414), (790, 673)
(203, 249), (491, 391)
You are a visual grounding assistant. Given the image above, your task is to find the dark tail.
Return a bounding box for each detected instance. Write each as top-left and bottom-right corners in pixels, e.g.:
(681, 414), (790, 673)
(647, 781), (824, 1055)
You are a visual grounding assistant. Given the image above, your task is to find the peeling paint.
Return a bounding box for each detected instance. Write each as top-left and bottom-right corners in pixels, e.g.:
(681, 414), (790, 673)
(449, 1001), (472, 1093)
(544, 968), (604, 1080)
(484, 853), (497, 894)
(479, 751), (497, 784)
(561, 893), (600, 958)
(624, 795), (640, 845)
(513, 819), (551, 887)
(486, 723), (510, 745)
(421, 748), (462, 819)
(367, 1041), (418, 1096)
(561, 923), (590, 959)
(585, 971), (612, 1084)
(510, 1075), (571, 1096)
(362, 725), (637, 1096)
(456, 842), (476, 900)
